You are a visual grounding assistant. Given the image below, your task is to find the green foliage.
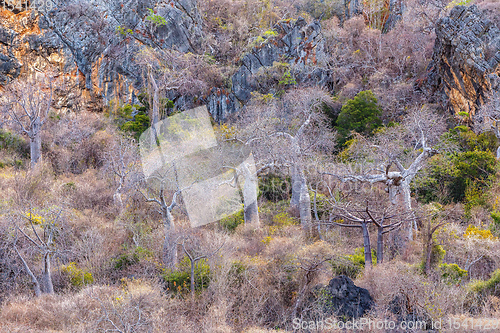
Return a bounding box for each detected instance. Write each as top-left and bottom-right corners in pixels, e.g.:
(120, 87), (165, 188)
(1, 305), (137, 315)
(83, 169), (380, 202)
(446, 0), (474, 9)
(116, 26), (133, 36)
(163, 256), (211, 294)
(330, 247), (376, 279)
(310, 191), (331, 218)
(468, 269), (500, 295)
(145, 8), (167, 26)
(113, 103), (150, 140)
(420, 245), (446, 273)
(439, 263), (468, 284)
(490, 211), (500, 237)
(258, 174), (291, 202)
(414, 130), (497, 206)
(61, 262), (94, 288)
(113, 246), (154, 270)
(0, 129), (29, 158)
(219, 209), (244, 232)
(335, 90), (382, 146)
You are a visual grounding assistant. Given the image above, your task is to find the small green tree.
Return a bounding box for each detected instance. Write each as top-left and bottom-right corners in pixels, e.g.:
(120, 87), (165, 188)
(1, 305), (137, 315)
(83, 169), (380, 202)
(335, 90), (382, 146)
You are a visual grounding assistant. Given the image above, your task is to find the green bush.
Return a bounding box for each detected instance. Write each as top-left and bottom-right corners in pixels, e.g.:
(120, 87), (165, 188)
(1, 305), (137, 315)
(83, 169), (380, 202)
(113, 246), (154, 270)
(219, 209), (244, 232)
(330, 247), (376, 279)
(61, 262), (94, 288)
(335, 90), (382, 146)
(163, 256), (211, 294)
(490, 211), (500, 237)
(414, 149), (496, 206)
(258, 173), (291, 202)
(0, 129), (29, 158)
(113, 103), (150, 140)
(439, 263), (468, 284)
(468, 269), (500, 295)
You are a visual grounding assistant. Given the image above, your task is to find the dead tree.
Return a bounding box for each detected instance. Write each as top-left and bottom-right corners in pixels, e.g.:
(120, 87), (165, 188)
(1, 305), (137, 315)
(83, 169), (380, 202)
(2, 75), (52, 168)
(13, 208), (63, 296)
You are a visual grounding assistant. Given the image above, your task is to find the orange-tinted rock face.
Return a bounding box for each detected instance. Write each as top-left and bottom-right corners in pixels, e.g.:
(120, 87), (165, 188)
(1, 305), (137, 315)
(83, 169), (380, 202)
(426, 5), (500, 116)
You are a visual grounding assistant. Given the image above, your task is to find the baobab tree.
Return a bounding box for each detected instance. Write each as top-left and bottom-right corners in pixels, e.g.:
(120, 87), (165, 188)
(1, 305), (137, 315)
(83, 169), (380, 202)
(176, 231), (225, 297)
(232, 87), (335, 234)
(2, 75), (52, 168)
(324, 106), (446, 241)
(13, 208), (63, 296)
(105, 135), (139, 208)
(139, 164), (183, 269)
(327, 200), (408, 266)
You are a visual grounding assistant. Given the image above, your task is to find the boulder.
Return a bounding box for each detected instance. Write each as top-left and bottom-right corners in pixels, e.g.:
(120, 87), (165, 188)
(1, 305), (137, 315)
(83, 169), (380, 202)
(425, 5), (500, 116)
(320, 275), (374, 319)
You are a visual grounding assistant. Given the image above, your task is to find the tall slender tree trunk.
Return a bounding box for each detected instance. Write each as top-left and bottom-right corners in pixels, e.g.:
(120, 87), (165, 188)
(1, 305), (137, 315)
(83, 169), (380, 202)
(15, 247), (41, 297)
(149, 71), (160, 147)
(240, 163), (259, 226)
(401, 181), (416, 241)
(30, 117), (42, 168)
(361, 221), (372, 268)
(377, 226), (384, 264)
(42, 252), (54, 294)
(163, 208), (177, 269)
(291, 163), (312, 232)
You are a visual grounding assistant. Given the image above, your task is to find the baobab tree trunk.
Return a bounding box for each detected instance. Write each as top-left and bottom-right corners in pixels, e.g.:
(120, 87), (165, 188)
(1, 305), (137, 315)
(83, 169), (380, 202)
(240, 163), (259, 226)
(162, 208), (178, 269)
(377, 226), (384, 264)
(291, 163), (312, 231)
(15, 247), (41, 297)
(30, 117), (42, 168)
(149, 70), (160, 147)
(401, 181), (416, 241)
(42, 252), (54, 294)
(361, 221), (372, 268)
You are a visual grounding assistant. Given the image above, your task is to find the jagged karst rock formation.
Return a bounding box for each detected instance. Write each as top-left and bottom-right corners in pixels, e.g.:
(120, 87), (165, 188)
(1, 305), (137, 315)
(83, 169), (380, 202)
(1, 1), (330, 121)
(0, 0), (203, 110)
(344, 0), (405, 32)
(425, 5), (500, 116)
(210, 17), (332, 122)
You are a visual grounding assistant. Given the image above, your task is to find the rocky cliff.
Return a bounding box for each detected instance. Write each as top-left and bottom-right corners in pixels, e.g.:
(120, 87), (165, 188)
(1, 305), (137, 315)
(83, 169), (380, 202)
(210, 17), (331, 122)
(344, 0), (405, 32)
(0, 1), (331, 121)
(425, 5), (500, 116)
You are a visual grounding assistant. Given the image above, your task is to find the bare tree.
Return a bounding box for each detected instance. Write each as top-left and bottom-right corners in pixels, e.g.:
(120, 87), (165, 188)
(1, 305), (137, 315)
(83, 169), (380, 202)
(327, 202), (406, 266)
(13, 208), (63, 296)
(324, 106), (446, 241)
(177, 232), (225, 297)
(2, 75), (52, 168)
(139, 168), (183, 269)
(105, 135), (139, 208)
